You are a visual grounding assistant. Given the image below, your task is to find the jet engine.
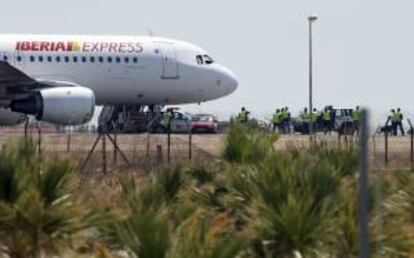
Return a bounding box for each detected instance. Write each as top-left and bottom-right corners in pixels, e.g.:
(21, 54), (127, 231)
(10, 87), (95, 125)
(0, 108), (26, 126)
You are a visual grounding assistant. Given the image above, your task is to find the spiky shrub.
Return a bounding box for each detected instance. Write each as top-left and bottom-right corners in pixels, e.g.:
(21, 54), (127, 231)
(0, 140), (102, 258)
(183, 163), (217, 186)
(114, 209), (171, 258)
(331, 180), (411, 257)
(245, 153), (340, 257)
(169, 211), (245, 258)
(104, 164), (246, 258)
(222, 123), (278, 164)
(310, 141), (358, 178)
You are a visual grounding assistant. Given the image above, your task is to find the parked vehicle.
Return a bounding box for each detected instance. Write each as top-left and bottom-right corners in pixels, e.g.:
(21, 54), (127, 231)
(191, 114), (219, 133)
(151, 110), (192, 134)
(293, 107), (355, 135)
(332, 108), (355, 135)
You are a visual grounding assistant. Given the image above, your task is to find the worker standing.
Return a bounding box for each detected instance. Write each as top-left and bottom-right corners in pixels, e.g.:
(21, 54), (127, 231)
(352, 106), (362, 134)
(272, 109), (281, 132)
(300, 108), (310, 122)
(322, 107), (332, 135)
(285, 107), (291, 134)
(280, 107), (287, 134)
(311, 108), (318, 132)
(395, 108), (405, 136)
(163, 108), (173, 132)
(237, 107), (250, 123)
(389, 109), (398, 136)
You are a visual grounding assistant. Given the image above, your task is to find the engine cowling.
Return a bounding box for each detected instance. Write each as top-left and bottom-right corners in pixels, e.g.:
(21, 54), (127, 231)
(11, 87), (95, 125)
(0, 108), (26, 126)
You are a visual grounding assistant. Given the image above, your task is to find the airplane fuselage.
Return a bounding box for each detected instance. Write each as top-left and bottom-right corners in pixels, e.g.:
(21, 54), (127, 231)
(0, 35), (238, 106)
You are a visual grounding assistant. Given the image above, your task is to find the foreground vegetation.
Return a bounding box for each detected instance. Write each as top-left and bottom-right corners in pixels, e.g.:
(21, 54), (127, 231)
(0, 124), (413, 257)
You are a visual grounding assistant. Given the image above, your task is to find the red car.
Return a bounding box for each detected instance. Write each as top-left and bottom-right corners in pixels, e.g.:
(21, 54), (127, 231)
(191, 114), (219, 133)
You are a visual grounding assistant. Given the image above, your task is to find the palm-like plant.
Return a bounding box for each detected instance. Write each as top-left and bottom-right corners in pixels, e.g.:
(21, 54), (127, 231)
(114, 209), (171, 258)
(0, 141), (103, 258)
(170, 211), (245, 258)
(331, 181), (411, 257)
(222, 123), (278, 164)
(310, 141), (358, 178)
(245, 155), (339, 257)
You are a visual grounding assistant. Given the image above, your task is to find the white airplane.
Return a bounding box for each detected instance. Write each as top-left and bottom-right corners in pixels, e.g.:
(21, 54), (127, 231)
(0, 35), (238, 126)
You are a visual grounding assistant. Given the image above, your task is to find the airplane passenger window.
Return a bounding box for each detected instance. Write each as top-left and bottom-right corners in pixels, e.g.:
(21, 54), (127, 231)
(73, 56), (78, 62)
(133, 57), (138, 63)
(90, 56), (95, 63)
(56, 56), (61, 62)
(30, 56), (35, 62)
(82, 56), (87, 63)
(3, 56), (7, 62)
(124, 57), (129, 63)
(99, 56), (104, 63)
(107, 57), (112, 63)
(204, 55), (214, 64)
(196, 55), (203, 65)
(116, 56), (121, 63)
(64, 56), (70, 62)
(38, 56), (43, 62)
(47, 56), (52, 62)
(17, 56), (22, 62)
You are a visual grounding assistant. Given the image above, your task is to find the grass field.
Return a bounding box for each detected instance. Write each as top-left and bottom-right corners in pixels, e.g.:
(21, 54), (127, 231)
(1, 125), (414, 257)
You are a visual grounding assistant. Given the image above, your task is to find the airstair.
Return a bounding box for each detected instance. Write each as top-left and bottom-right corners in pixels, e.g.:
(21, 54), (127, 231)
(98, 105), (160, 133)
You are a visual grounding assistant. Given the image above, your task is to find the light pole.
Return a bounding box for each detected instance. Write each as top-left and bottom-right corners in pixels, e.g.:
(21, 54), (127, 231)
(308, 15), (318, 147)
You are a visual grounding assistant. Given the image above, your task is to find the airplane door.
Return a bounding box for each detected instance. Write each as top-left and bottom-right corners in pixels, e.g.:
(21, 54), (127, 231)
(159, 43), (179, 79)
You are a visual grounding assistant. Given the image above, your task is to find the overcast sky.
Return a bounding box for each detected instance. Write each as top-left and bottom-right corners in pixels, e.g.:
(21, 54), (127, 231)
(1, 0), (413, 124)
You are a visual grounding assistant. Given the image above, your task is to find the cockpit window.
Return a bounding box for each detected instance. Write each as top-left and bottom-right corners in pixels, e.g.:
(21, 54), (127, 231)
(196, 55), (203, 65)
(196, 55), (214, 65)
(204, 55), (214, 64)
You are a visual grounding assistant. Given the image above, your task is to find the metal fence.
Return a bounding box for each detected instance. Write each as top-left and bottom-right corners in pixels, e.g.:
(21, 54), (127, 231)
(0, 130), (218, 177)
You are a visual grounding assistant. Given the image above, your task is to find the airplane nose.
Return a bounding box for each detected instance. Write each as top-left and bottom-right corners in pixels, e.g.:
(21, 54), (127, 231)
(220, 66), (239, 94)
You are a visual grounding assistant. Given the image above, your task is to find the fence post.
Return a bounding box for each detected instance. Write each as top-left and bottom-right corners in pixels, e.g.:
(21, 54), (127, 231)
(167, 126), (171, 164)
(411, 130), (413, 171)
(37, 124), (42, 155)
(67, 126), (71, 153)
(113, 128), (118, 165)
(408, 119), (414, 171)
(102, 126), (107, 175)
(146, 132), (150, 159)
(157, 144), (163, 164)
(384, 130), (389, 167)
(358, 109), (369, 258)
(189, 129), (193, 161)
(24, 117), (29, 146)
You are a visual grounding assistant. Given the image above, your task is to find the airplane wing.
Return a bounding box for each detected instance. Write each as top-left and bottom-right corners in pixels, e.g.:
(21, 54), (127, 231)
(0, 61), (77, 105)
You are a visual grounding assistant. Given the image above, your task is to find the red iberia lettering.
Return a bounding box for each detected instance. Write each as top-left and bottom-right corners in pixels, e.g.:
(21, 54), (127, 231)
(15, 40), (144, 53)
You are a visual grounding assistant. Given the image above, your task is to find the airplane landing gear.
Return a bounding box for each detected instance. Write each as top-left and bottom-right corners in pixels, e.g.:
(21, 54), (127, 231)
(98, 104), (164, 134)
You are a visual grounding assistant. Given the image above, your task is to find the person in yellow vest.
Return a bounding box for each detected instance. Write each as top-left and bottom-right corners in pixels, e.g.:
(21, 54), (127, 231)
(163, 108), (173, 132)
(300, 107), (310, 122)
(311, 108), (318, 122)
(389, 109), (398, 136)
(237, 107), (249, 123)
(322, 107), (332, 135)
(272, 109), (281, 132)
(283, 107), (291, 134)
(352, 106), (362, 134)
(395, 108), (405, 136)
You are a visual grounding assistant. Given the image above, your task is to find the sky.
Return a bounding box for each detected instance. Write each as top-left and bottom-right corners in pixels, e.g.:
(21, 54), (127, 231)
(1, 0), (414, 125)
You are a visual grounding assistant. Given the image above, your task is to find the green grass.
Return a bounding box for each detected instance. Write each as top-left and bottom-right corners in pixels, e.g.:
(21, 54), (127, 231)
(0, 128), (413, 257)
